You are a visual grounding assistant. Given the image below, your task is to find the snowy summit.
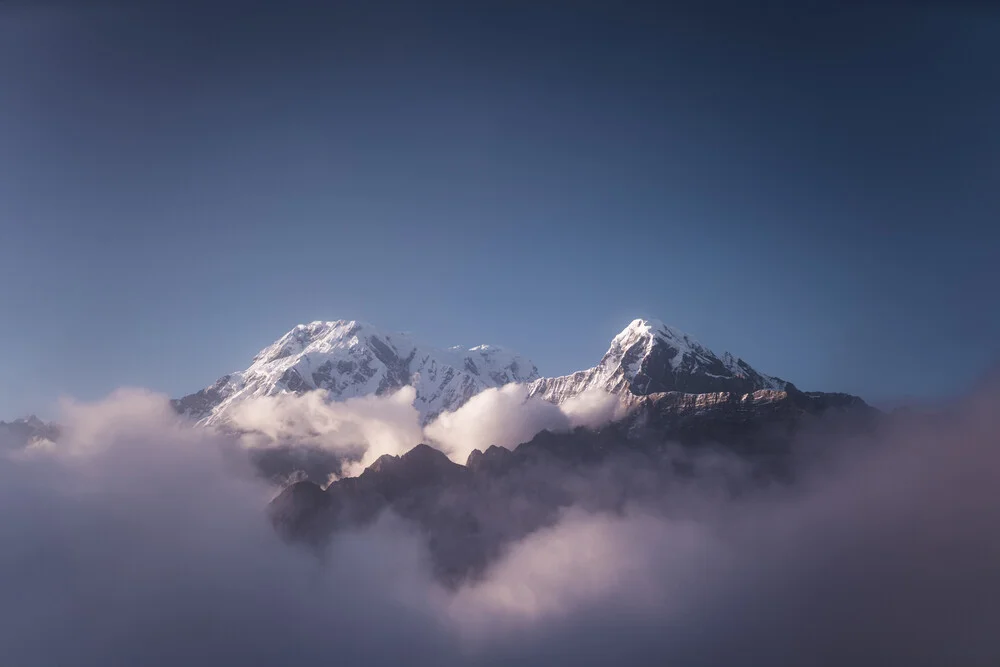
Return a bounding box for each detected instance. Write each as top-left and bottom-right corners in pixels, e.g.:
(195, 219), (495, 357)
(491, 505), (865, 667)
(175, 317), (790, 428)
(527, 318), (788, 404)
(173, 320), (540, 424)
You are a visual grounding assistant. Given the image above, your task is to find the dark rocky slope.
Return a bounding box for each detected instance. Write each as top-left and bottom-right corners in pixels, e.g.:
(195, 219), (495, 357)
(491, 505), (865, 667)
(270, 388), (878, 584)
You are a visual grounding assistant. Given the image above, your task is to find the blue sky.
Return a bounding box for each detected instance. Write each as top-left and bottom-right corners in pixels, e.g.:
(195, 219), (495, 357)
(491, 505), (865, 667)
(1, 1), (998, 417)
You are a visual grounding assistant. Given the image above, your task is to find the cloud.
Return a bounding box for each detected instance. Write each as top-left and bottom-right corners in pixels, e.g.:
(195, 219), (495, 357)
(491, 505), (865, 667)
(0, 390), (448, 666)
(221, 383), (619, 476)
(439, 387), (1000, 665)
(558, 388), (622, 429)
(424, 385), (619, 463)
(226, 386), (424, 478)
(3, 385), (998, 666)
(446, 510), (712, 638)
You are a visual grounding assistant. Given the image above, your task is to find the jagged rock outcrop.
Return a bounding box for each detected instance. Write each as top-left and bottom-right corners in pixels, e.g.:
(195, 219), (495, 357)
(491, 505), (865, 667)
(270, 387), (877, 584)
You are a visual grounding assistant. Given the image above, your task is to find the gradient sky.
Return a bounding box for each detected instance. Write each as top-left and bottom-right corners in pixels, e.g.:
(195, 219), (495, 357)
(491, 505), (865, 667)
(2, 0), (998, 417)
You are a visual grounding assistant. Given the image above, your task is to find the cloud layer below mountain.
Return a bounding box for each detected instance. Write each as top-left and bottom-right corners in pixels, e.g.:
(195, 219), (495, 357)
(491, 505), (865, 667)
(0, 385), (998, 666)
(424, 384), (620, 462)
(225, 383), (619, 478)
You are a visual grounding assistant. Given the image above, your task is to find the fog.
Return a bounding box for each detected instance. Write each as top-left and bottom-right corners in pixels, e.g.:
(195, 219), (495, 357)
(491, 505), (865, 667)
(1, 385), (998, 665)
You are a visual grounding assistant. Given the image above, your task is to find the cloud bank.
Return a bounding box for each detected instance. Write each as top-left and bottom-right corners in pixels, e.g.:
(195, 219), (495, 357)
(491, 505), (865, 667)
(224, 383), (619, 479)
(424, 385), (619, 463)
(227, 386), (424, 478)
(0, 385), (997, 666)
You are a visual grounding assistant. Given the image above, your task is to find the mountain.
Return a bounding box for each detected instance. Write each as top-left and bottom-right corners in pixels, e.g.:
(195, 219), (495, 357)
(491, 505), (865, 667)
(270, 389), (877, 585)
(0, 416), (59, 450)
(260, 317), (878, 583)
(528, 318), (789, 405)
(176, 317), (799, 429)
(174, 320), (540, 425)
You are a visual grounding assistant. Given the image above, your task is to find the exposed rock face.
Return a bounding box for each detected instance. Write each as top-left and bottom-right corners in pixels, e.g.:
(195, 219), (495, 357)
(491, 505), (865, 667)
(619, 388), (878, 467)
(355, 444), (468, 494)
(268, 479), (335, 543)
(173, 320), (539, 425)
(466, 444), (515, 474)
(171, 376), (233, 421)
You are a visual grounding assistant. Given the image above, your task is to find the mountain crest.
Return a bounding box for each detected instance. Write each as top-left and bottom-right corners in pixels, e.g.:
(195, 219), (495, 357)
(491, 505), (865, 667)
(174, 316), (795, 429)
(174, 319), (540, 425)
(0, 415), (60, 450)
(528, 318), (788, 403)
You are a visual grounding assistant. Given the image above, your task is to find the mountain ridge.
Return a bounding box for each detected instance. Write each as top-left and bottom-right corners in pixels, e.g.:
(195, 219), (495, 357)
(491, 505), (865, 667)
(0, 415), (60, 450)
(175, 317), (809, 428)
(528, 318), (790, 405)
(173, 319), (540, 425)
(269, 383), (878, 583)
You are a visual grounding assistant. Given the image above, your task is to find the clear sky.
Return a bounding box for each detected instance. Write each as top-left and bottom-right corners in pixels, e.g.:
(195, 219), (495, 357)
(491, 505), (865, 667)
(1, 0), (998, 417)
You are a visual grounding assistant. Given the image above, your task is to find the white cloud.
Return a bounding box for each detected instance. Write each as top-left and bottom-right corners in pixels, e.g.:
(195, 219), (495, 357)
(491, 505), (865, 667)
(424, 385), (619, 463)
(225, 383), (620, 471)
(0, 385), (999, 665)
(559, 389), (622, 429)
(226, 386), (424, 477)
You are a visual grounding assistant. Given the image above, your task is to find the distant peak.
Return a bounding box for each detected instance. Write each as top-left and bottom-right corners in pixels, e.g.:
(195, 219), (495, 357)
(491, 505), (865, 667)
(401, 443), (452, 464)
(292, 319), (374, 334)
(3, 415), (48, 428)
(614, 318), (695, 346)
(469, 343), (511, 354)
(625, 317), (663, 331)
(254, 320), (372, 364)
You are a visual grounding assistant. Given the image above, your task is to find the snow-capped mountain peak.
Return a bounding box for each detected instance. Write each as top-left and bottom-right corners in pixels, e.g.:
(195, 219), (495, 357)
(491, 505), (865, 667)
(528, 318), (788, 403)
(174, 316), (789, 429)
(605, 318), (714, 376)
(174, 320), (540, 425)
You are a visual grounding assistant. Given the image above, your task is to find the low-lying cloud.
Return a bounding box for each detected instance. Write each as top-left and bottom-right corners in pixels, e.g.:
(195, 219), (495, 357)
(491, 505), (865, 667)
(224, 383), (619, 478)
(424, 385), (619, 462)
(227, 386), (424, 477)
(1, 384), (998, 666)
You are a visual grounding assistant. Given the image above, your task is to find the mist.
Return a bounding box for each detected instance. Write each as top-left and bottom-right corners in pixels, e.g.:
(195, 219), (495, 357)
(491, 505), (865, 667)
(1, 384), (998, 666)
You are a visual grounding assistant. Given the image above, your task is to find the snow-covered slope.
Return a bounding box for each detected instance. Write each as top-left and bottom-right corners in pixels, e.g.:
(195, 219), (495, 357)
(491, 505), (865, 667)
(174, 320), (540, 425)
(528, 318), (788, 404)
(175, 317), (790, 428)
